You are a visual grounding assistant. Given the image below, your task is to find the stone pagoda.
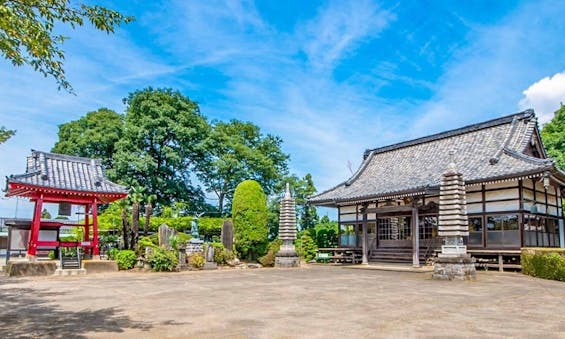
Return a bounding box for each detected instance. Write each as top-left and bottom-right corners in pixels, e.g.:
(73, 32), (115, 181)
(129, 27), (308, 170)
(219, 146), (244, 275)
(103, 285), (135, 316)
(433, 160), (477, 280)
(275, 183), (300, 268)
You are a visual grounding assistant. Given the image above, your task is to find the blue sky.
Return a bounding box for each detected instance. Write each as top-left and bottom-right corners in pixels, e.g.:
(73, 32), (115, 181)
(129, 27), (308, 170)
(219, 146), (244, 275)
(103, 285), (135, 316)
(1, 0), (565, 219)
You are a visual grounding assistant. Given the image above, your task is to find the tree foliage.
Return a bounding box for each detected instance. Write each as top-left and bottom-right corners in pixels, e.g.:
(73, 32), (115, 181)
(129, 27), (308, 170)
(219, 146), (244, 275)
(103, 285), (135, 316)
(52, 108), (124, 168)
(0, 126), (15, 144)
(111, 88), (210, 208)
(232, 180), (268, 259)
(196, 119), (289, 214)
(0, 0), (133, 92)
(541, 105), (565, 170)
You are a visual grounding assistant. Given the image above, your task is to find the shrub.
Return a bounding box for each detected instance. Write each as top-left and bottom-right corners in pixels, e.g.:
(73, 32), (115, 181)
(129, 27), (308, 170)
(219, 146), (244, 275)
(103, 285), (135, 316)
(136, 236), (158, 255)
(223, 249), (236, 262)
(48, 250), (56, 260)
(108, 248), (119, 260)
(189, 253), (205, 269)
(150, 248), (179, 272)
(232, 180), (268, 260)
(258, 239), (282, 267)
(115, 250), (137, 270)
(522, 248), (565, 281)
(297, 233), (318, 262)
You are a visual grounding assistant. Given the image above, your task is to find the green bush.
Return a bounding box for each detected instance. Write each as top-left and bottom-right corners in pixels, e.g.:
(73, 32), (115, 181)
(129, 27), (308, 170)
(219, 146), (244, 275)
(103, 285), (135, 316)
(150, 248), (179, 272)
(258, 239), (282, 267)
(115, 250), (137, 270)
(108, 248), (119, 260)
(232, 180), (268, 260)
(522, 248), (565, 281)
(204, 242), (227, 264)
(297, 233), (318, 262)
(189, 253), (205, 269)
(48, 250), (56, 260)
(136, 236), (158, 255)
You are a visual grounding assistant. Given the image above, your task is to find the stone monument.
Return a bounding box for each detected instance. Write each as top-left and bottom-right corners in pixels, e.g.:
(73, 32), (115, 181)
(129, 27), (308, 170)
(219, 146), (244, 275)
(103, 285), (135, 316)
(221, 220), (234, 251)
(203, 244), (217, 270)
(433, 160), (477, 280)
(275, 183), (300, 268)
(158, 224), (176, 249)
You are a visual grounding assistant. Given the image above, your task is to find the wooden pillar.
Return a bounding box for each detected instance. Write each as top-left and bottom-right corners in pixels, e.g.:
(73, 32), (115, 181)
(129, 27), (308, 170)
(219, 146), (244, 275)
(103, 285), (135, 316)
(92, 200), (99, 257)
(361, 204), (368, 265)
(84, 204), (90, 255)
(27, 195), (44, 258)
(412, 206), (420, 267)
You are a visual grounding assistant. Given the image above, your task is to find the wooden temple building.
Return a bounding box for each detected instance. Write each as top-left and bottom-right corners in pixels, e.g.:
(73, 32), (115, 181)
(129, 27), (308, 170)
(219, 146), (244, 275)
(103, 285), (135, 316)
(309, 110), (565, 267)
(5, 150), (128, 259)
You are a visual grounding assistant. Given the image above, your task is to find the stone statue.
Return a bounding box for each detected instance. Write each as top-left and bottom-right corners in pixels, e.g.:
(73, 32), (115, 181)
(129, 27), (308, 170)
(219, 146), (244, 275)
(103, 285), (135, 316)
(190, 217), (200, 239)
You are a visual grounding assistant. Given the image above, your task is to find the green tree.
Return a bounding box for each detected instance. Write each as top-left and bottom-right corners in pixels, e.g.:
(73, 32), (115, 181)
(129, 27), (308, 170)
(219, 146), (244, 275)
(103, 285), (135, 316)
(313, 216), (338, 248)
(541, 104), (565, 170)
(232, 180), (268, 260)
(144, 194), (157, 236)
(116, 198), (130, 249)
(129, 186), (144, 249)
(111, 88), (210, 208)
(196, 120), (289, 214)
(0, 0), (133, 92)
(41, 208), (52, 219)
(52, 108), (124, 168)
(0, 126), (15, 144)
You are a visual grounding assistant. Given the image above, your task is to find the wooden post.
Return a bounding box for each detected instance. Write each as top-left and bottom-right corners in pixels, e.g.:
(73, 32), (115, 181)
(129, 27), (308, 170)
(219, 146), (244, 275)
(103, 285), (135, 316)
(362, 204), (368, 265)
(498, 253), (503, 272)
(84, 204), (90, 255)
(27, 195), (44, 258)
(412, 206), (420, 267)
(92, 200), (99, 257)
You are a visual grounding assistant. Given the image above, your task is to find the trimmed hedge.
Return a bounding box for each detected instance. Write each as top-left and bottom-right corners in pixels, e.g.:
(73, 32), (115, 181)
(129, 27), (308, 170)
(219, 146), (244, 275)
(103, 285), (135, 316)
(521, 248), (565, 281)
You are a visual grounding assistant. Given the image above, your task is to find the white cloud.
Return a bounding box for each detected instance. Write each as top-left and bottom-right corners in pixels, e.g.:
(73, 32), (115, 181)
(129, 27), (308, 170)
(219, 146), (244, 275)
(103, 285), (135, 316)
(404, 1), (565, 138)
(519, 71), (565, 124)
(299, 0), (394, 71)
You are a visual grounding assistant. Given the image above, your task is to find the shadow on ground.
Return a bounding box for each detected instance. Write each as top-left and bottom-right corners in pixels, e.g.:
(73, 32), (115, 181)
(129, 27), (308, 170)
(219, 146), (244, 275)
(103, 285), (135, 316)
(0, 287), (152, 338)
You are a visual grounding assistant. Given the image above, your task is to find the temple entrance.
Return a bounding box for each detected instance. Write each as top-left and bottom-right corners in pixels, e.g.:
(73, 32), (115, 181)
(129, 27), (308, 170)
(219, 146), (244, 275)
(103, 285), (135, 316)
(376, 216), (412, 248)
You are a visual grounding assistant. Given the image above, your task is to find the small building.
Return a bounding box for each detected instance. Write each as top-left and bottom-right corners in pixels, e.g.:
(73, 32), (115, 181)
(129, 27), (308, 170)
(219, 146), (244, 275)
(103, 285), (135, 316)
(309, 110), (565, 265)
(5, 150), (128, 259)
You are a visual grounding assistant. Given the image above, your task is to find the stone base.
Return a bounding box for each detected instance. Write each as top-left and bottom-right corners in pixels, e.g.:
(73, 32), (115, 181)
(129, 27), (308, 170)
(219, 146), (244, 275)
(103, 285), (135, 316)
(54, 268), (87, 276)
(203, 262), (217, 270)
(275, 256), (300, 268)
(6, 261), (57, 277)
(433, 255), (476, 281)
(82, 260), (118, 274)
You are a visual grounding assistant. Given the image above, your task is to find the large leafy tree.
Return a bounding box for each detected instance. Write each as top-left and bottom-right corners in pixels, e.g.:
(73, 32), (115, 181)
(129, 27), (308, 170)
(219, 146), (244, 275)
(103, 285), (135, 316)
(52, 108), (124, 169)
(111, 88), (210, 208)
(0, 0), (133, 92)
(196, 120), (289, 214)
(541, 104), (565, 170)
(232, 180), (268, 260)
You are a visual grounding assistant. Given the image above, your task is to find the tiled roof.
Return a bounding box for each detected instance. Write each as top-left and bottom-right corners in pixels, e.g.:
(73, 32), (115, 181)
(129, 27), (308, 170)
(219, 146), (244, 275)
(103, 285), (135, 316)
(310, 110), (560, 205)
(7, 150), (127, 194)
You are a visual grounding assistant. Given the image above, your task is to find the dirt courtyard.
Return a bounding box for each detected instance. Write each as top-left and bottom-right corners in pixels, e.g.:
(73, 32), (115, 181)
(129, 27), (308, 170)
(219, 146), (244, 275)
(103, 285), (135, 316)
(1, 265), (564, 338)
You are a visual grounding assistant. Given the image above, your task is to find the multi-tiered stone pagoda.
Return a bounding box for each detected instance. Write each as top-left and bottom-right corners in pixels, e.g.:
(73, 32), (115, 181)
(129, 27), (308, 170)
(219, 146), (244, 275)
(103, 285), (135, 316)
(275, 183), (300, 268)
(433, 160), (477, 280)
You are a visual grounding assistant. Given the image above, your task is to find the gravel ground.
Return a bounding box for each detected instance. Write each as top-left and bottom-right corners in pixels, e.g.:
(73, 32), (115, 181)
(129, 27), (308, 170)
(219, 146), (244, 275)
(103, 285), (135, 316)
(0, 265), (564, 338)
